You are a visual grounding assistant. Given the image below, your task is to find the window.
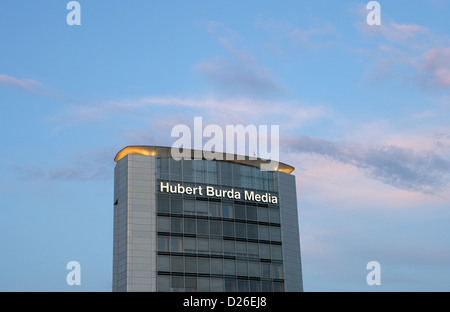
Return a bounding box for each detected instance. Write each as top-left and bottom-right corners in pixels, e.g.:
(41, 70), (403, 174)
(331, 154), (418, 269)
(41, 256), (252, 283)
(211, 258), (223, 275)
(249, 280), (261, 292)
(273, 282), (284, 292)
(169, 158), (181, 180)
(197, 238), (209, 255)
(223, 221), (234, 237)
(235, 241), (247, 257)
(210, 220), (222, 237)
(171, 256), (184, 273)
(211, 278), (224, 292)
(235, 204), (246, 220)
(236, 260), (248, 276)
(257, 207), (269, 222)
(261, 280), (272, 292)
(183, 237), (196, 254)
(246, 205), (257, 221)
(260, 244), (270, 259)
(269, 208), (280, 224)
(198, 277), (210, 292)
(272, 263), (283, 279)
(157, 195), (169, 213)
(222, 202), (234, 218)
(237, 279), (249, 292)
(247, 224), (258, 240)
(159, 158), (169, 179)
(210, 238), (223, 255)
(158, 236), (170, 252)
(171, 276), (184, 291)
(185, 276), (197, 291)
(184, 218), (196, 235)
(225, 278), (237, 292)
(157, 216), (170, 232)
(247, 242), (259, 259)
(171, 198), (183, 215)
(209, 202), (221, 217)
(183, 199), (196, 215)
(157, 275), (170, 292)
(261, 262), (271, 278)
(157, 255), (170, 272)
(170, 237), (183, 253)
(197, 219), (209, 236)
(248, 261), (260, 278)
(258, 225), (270, 241)
(170, 257), (184, 272)
(223, 240), (235, 256)
(224, 259), (236, 276)
(271, 244), (282, 261)
(270, 227), (281, 242)
(196, 201), (208, 216)
(198, 258), (210, 274)
(235, 223), (246, 239)
(171, 217), (183, 233)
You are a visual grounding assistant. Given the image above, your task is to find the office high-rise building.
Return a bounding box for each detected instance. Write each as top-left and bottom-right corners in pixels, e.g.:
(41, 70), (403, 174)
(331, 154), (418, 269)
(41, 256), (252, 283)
(113, 146), (302, 292)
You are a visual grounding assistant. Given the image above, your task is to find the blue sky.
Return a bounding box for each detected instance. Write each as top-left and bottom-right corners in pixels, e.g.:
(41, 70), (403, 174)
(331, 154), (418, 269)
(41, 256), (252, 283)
(1, 0), (449, 291)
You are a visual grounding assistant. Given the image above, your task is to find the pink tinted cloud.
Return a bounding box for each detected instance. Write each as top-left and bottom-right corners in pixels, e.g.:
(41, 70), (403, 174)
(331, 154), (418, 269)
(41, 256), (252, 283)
(422, 47), (450, 89)
(0, 74), (42, 92)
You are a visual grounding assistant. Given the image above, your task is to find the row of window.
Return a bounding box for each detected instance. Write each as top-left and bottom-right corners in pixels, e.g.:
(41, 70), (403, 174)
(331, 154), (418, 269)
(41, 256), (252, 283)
(158, 195), (281, 223)
(157, 158), (277, 191)
(157, 235), (283, 261)
(157, 255), (283, 279)
(157, 217), (282, 242)
(158, 275), (284, 292)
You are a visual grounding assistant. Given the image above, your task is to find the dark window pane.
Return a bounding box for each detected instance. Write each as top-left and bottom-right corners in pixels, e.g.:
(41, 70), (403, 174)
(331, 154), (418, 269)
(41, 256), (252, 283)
(184, 218), (196, 234)
(246, 205), (257, 221)
(197, 219), (209, 235)
(238, 279), (249, 292)
(157, 196), (169, 213)
(171, 256), (184, 272)
(171, 198), (182, 214)
(249, 280), (261, 292)
(225, 278), (237, 292)
(235, 204), (246, 220)
(210, 220), (222, 236)
(235, 223), (246, 239)
(171, 217), (183, 233)
(209, 202), (221, 217)
(247, 224), (258, 240)
(158, 236), (169, 252)
(223, 221), (235, 237)
(196, 201), (208, 216)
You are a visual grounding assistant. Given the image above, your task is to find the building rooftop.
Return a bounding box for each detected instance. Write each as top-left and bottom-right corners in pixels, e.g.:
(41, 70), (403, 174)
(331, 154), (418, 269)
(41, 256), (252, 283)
(114, 145), (295, 174)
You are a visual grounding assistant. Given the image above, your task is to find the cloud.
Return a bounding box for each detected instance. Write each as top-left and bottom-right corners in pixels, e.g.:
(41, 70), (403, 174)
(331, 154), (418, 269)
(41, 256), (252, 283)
(0, 74), (42, 93)
(420, 47), (450, 90)
(355, 14), (450, 93)
(283, 135), (450, 195)
(47, 95), (328, 130)
(13, 148), (115, 181)
(195, 21), (286, 99)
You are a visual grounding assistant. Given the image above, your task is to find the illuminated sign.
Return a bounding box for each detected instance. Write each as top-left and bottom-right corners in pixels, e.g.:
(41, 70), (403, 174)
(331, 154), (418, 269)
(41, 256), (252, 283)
(159, 181), (278, 204)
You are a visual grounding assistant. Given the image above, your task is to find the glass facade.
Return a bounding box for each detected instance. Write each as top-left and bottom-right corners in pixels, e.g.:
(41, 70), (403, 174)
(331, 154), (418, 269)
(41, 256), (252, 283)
(155, 158), (284, 292)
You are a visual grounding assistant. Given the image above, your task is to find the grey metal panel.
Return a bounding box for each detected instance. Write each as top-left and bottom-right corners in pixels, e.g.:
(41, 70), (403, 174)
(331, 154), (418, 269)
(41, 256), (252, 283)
(278, 172), (303, 292)
(126, 155), (157, 292)
(113, 155), (157, 292)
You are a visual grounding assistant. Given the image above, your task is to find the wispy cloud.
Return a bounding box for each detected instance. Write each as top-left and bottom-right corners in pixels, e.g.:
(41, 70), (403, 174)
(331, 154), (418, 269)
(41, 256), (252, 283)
(283, 135), (450, 195)
(195, 21), (286, 99)
(13, 148), (115, 181)
(47, 95), (328, 130)
(355, 13), (450, 93)
(0, 74), (43, 93)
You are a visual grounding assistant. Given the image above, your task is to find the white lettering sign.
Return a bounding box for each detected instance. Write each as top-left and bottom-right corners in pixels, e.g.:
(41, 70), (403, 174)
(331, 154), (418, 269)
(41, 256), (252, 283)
(159, 181), (278, 204)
